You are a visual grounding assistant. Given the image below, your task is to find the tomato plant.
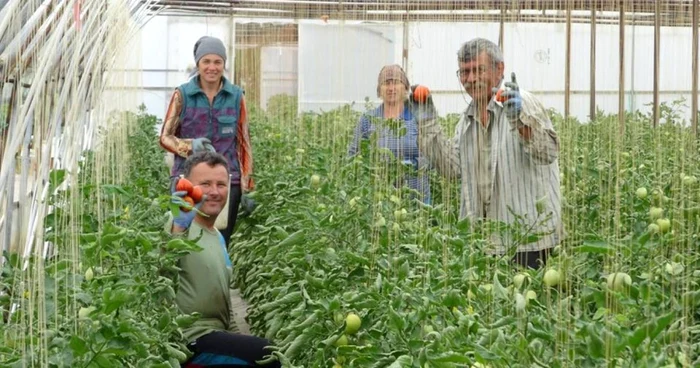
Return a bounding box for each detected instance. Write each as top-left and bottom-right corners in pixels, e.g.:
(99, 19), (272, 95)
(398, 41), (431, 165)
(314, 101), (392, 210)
(1, 107), (201, 367)
(2, 100), (699, 368)
(229, 98), (699, 367)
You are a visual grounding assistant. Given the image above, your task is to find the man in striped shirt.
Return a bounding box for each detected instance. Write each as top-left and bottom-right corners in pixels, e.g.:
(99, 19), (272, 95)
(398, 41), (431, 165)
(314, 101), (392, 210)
(415, 38), (564, 269)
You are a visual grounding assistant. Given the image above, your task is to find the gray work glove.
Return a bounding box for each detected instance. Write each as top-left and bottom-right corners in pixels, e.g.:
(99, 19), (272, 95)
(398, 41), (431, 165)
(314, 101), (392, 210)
(239, 194), (257, 217)
(192, 137), (215, 153)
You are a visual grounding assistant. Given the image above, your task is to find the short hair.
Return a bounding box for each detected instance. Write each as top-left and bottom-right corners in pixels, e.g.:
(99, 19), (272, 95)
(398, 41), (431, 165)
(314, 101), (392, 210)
(376, 64), (410, 97)
(182, 151), (230, 178)
(457, 38), (503, 66)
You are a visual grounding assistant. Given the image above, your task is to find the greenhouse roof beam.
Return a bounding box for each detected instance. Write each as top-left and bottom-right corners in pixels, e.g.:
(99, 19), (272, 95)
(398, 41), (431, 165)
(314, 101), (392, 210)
(143, 0), (698, 27)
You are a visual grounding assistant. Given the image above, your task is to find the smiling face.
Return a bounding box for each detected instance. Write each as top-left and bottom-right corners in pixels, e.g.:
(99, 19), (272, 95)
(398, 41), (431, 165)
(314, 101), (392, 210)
(197, 54), (224, 84)
(457, 51), (504, 103)
(187, 162), (229, 218)
(379, 79), (407, 105)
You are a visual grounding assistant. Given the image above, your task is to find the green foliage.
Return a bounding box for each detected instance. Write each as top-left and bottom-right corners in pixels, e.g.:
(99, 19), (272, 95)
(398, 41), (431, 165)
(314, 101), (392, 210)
(231, 97), (700, 367)
(2, 95), (699, 367)
(266, 94), (299, 122)
(0, 108), (199, 367)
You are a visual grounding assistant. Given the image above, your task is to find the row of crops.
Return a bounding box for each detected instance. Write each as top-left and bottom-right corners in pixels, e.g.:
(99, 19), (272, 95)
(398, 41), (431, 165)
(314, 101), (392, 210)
(1, 97), (699, 367)
(233, 97), (700, 367)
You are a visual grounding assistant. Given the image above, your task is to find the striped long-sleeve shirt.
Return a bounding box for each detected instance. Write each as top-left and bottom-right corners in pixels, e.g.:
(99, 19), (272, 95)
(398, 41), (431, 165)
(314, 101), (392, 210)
(418, 89), (564, 254)
(348, 104), (431, 203)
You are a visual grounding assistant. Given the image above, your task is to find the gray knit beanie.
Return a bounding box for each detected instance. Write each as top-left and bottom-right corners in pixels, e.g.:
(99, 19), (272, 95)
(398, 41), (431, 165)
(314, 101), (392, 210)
(194, 36), (227, 65)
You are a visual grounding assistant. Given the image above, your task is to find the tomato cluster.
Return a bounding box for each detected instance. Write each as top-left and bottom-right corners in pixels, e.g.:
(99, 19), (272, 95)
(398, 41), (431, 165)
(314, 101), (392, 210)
(176, 178), (203, 212)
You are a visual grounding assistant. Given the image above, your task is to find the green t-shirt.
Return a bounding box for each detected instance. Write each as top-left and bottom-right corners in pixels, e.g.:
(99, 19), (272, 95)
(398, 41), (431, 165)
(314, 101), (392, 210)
(165, 216), (236, 342)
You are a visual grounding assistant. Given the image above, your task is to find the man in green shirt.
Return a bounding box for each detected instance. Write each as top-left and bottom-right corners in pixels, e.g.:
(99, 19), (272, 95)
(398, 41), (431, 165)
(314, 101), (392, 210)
(167, 151), (279, 367)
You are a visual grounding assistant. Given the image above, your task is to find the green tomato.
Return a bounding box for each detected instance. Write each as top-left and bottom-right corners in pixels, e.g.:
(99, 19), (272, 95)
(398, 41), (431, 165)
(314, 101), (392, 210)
(344, 313), (361, 335)
(647, 223), (660, 233)
(683, 175), (697, 186)
(310, 174), (321, 187)
(513, 273), (528, 289)
(333, 311), (345, 325)
(543, 269), (561, 287)
(606, 272), (632, 292)
(334, 335), (349, 347)
(394, 208), (407, 221)
(656, 218), (671, 233)
(525, 290), (537, 301)
(649, 207), (664, 219)
(374, 216), (386, 228)
(636, 187), (648, 198)
(84, 267), (94, 281)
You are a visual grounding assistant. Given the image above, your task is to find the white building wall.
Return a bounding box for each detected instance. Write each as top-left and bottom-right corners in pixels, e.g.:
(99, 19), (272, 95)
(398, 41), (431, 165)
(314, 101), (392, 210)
(298, 21), (402, 113)
(131, 16), (698, 124)
(408, 21), (696, 123)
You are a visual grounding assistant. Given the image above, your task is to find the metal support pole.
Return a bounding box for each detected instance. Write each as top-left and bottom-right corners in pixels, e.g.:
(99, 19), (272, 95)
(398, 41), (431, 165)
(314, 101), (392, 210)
(229, 14), (236, 82)
(692, 0), (699, 135)
(618, 0), (626, 137)
(590, 2), (597, 121)
(653, 0), (660, 128)
(565, 0), (572, 120)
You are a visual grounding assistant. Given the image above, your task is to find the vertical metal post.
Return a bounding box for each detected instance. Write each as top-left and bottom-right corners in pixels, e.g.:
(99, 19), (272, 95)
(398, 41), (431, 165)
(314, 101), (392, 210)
(565, 0), (572, 120)
(653, 0), (660, 128)
(590, 1), (597, 121)
(1, 83), (18, 263)
(692, 0), (699, 135)
(619, 0), (626, 137)
(402, 18), (409, 72)
(229, 14), (236, 82)
(499, 3), (505, 49)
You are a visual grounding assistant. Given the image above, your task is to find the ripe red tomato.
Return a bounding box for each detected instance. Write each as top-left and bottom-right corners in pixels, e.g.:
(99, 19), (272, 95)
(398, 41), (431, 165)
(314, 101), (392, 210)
(190, 186), (203, 203)
(412, 85), (430, 103)
(181, 196), (194, 212)
(176, 178), (194, 193)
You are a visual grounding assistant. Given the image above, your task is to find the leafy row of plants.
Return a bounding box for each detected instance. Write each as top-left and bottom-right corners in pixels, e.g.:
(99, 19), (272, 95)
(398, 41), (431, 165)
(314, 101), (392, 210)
(231, 97), (700, 367)
(1, 106), (201, 367)
(1, 97), (698, 367)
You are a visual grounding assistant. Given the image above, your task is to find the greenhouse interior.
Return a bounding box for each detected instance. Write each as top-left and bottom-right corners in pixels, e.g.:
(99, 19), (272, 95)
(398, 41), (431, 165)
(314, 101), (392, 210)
(1, 0), (699, 367)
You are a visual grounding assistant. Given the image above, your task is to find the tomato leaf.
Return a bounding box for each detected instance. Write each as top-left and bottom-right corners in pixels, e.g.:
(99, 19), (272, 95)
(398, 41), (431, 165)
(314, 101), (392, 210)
(575, 240), (612, 254)
(387, 355), (413, 368)
(428, 351), (473, 364)
(624, 311), (675, 351)
(387, 306), (405, 332)
(101, 184), (130, 196)
(69, 336), (89, 356)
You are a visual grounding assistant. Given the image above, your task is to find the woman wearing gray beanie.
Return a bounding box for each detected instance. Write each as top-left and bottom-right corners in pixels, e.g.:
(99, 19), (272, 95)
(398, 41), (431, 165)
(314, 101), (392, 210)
(160, 36), (255, 246)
